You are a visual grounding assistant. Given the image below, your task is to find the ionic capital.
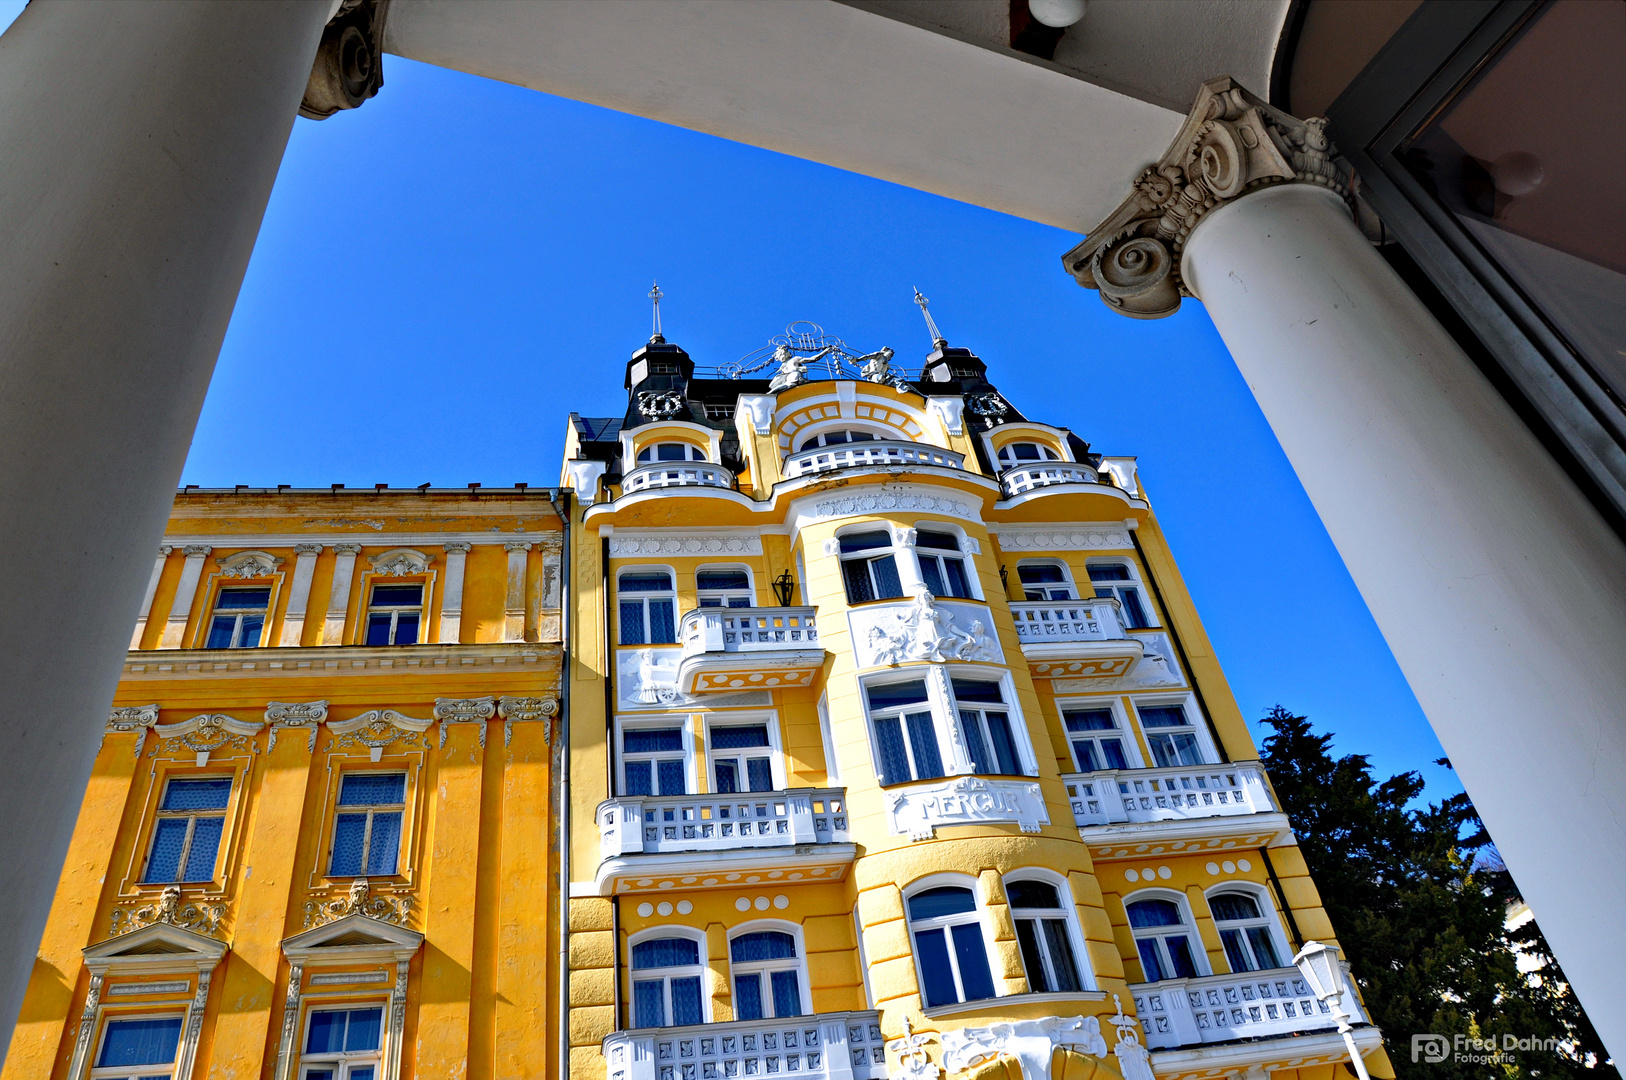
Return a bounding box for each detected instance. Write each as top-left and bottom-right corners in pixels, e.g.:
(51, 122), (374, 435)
(1063, 76), (1351, 319)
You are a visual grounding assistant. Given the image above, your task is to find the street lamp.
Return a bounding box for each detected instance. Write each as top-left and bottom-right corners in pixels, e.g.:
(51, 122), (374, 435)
(1292, 940), (1370, 1080)
(771, 570), (797, 607)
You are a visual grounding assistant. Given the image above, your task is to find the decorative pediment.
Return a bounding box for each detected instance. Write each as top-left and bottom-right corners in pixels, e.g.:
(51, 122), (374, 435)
(85, 918), (227, 974)
(217, 550), (284, 578)
(329, 710), (432, 761)
(282, 912), (423, 966)
(369, 548), (430, 577)
(155, 713), (264, 765)
(266, 700), (328, 752)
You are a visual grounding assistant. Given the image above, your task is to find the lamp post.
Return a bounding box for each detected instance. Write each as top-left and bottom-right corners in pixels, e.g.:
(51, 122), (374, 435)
(1292, 941), (1370, 1080)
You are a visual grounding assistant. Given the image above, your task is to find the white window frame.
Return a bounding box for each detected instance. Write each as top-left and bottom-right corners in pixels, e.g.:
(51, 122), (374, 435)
(1204, 884), (1293, 974)
(1002, 869), (1096, 993)
(1083, 557), (1158, 629)
(204, 585), (271, 649)
(363, 581), (425, 646)
(726, 920), (811, 1021)
(913, 526), (979, 601)
(1055, 697), (1144, 772)
(1123, 888), (1211, 983)
(616, 715), (693, 798)
(636, 441), (708, 463)
(861, 674), (944, 786)
(89, 1011), (187, 1080)
(327, 771), (407, 879)
(862, 667), (1039, 785)
(703, 712), (784, 794)
(1014, 559), (1078, 602)
(947, 670), (1031, 778)
(835, 526), (907, 605)
(695, 564), (755, 609)
(816, 693), (841, 785)
(627, 927), (710, 1029)
(794, 423), (897, 452)
(143, 775), (233, 885)
(617, 565), (678, 645)
(903, 873), (1001, 1009)
(995, 440), (1061, 471)
(296, 1002), (386, 1080)
(1130, 693), (1218, 769)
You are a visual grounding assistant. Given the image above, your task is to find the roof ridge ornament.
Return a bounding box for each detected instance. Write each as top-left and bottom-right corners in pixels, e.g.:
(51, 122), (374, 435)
(648, 280), (665, 343)
(913, 288), (947, 348)
(1062, 76), (1351, 319)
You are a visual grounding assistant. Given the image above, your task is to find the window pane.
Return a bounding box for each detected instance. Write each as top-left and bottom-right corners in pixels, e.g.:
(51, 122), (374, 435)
(746, 758), (773, 793)
(987, 713), (1021, 775)
(1219, 927), (1252, 974)
(714, 759), (738, 794)
(656, 443), (687, 461)
(371, 584), (422, 606)
(841, 558), (876, 604)
(908, 887), (976, 920)
(181, 816), (223, 881)
(206, 616), (237, 649)
(1007, 880), (1061, 909)
(235, 612), (261, 646)
(1087, 564), (1131, 582)
(951, 680), (1004, 703)
(731, 931), (797, 962)
(144, 819), (188, 883)
(216, 588), (271, 609)
(770, 970), (802, 1017)
(913, 927), (958, 1008)
(945, 559), (971, 598)
(1136, 938), (1167, 983)
(624, 761), (653, 796)
(711, 725), (769, 750)
(1121, 589), (1150, 629)
(365, 811), (401, 875)
(698, 598), (721, 608)
(344, 1008), (382, 1052)
(648, 599), (676, 644)
(305, 1010), (345, 1054)
(349, 1069), (376, 1080)
(873, 717), (910, 786)
(618, 601), (646, 645)
(632, 980), (665, 1028)
(1246, 926), (1281, 970)
(619, 573), (674, 592)
(1166, 935), (1199, 979)
(839, 530), (891, 554)
(870, 554), (903, 599)
(392, 612), (419, 645)
(162, 778), (233, 811)
(915, 530), (959, 551)
(1102, 739), (1129, 770)
(1138, 706), (1188, 729)
(918, 557), (945, 598)
(727, 597), (752, 608)
(1171, 733), (1203, 766)
(1014, 919), (1050, 994)
(624, 728), (683, 754)
(1064, 709), (1115, 733)
(697, 571), (749, 590)
(330, 814), (367, 876)
(98, 1018), (183, 1067)
(305, 1070), (336, 1080)
(1209, 893), (1262, 921)
(669, 976), (703, 1026)
(1072, 740), (1102, 772)
(906, 711), (944, 780)
(365, 613), (393, 646)
(866, 681), (929, 710)
(960, 710), (991, 775)
(849, 431), (875, 442)
(633, 938), (701, 969)
(1148, 734), (1179, 769)
(656, 759), (686, 796)
(1018, 565), (1064, 584)
(1127, 899), (1182, 928)
(950, 923), (996, 1001)
(1041, 918), (1082, 992)
(733, 973), (764, 1021)
(340, 773), (405, 806)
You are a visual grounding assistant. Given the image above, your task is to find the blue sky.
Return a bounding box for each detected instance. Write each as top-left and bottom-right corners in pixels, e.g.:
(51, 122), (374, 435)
(0, 0), (1454, 798)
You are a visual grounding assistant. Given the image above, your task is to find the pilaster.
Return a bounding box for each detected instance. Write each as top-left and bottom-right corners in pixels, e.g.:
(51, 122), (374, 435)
(277, 544), (323, 646)
(321, 543), (362, 645)
(502, 542), (532, 643)
(494, 715), (552, 1075)
(438, 542), (471, 644)
(131, 547), (172, 649)
(158, 546), (211, 649)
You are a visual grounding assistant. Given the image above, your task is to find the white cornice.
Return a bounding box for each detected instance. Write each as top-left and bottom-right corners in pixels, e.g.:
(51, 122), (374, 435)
(1080, 811), (1296, 854)
(989, 522), (1137, 550)
(124, 642), (560, 680)
(157, 531), (562, 550)
(1149, 1026), (1384, 1079)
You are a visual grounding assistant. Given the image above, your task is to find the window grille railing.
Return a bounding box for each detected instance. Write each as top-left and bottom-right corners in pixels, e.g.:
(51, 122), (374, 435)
(783, 441), (964, 479)
(1131, 968), (1364, 1049)
(603, 1011), (888, 1080)
(679, 608), (819, 655)
(599, 788), (848, 858)
(1061, 762), (1275, 827)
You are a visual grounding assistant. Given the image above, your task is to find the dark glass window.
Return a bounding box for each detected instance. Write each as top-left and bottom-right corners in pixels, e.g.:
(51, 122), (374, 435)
(144, 777), (232, 884)
(206, 586), (270, 649)
(365, 583), (422, 646)
(329, 773), (405, 877)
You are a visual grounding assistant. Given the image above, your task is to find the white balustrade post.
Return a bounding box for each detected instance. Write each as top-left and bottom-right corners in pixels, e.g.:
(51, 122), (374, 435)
(1163, 979), (1201, 1047)
(1238, 765), (1273, 814)
(278, 544), (323, 647)
(158, 546), (212, 648)
(620, 803), (645, 855)
(823, 1019), (856, 1080)
(504, 542), (532, 642)
(129, 547), (173, 649)
(322, 544), (362, 645)
(438, 542), (471, 644)
(788, 793), (817, 844)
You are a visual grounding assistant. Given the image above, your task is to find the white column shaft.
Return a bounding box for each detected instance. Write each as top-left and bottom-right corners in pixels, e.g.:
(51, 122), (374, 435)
(0, 0), (330, 1056)
(278, 545), (323, 647)
(130, 547), (172, 648)
(1182, 182), (1626, 1055)
(438, 543), (470, 644)
(159, 547), (212, 649)
(504, 543), (531, 642)
(323, 546), (362, 645)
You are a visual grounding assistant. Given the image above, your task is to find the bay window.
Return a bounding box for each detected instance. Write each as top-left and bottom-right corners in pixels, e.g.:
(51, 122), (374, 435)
(1006, 878), (1085, 994)
(866, 680), (943, 786)
(996, 441), (1060, 470)
(951, 679), (1023, 776)
(839, 530), (904, 604)
(915, 530), (973, 599)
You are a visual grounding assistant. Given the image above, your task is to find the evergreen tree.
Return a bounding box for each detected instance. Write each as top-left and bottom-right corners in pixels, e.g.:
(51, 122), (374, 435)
(1258, 705), (1615, 1079)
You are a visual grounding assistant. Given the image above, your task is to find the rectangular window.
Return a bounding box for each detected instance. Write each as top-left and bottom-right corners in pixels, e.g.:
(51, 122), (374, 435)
(205, 586), (270, 649)
(1088, 564), (1151, 628)
(622, 727), (686, 796)
(329, 773), (405, 877)
(1062, 709), (1130, 772)
(1017, 564), (1074, 601)
(619, 572), (677, 644)
(96, 1016), (183, 1077)
(696, 570), (753, 608)
(866, 680), (943, 786)
(364, 583), (422, 646)
(143, 777), (232, 884)
(710, 724), (774, 793)
(952, 679), (1023, 777)
(840, 531), (903, 604)
(916, 530), (973, 599)
(301, 1006), (382, 1080)
(1139, 704), (1205, 768)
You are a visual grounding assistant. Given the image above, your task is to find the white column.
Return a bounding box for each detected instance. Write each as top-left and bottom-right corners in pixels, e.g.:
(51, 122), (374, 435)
(0, 0), (332, 1054)
(278, 544), (323, 647)
(1180, 181), (1626, 1055)
(438, 542), (471, 644)
(158, 546), (212, 649)
(503, 542), (531, 642)
(129, 546), (173, 649)
(322, 544), (363, 646)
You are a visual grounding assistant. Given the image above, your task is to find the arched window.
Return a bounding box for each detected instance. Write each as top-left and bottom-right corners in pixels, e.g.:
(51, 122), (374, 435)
(1135, 701), (1206, 768)
(1007, 878), (1085, 994)
(1016, 561), (1075, 601)
(839, 530), (904, 604)
(996, 442), (1060, 469)
(866, 679), (943, 786)
(1087, 562), (1152, 629)
(637, 442), (707, 463)
(696, 568), (753, 608)
(631, 936), (706, 1028)
(799, 429), (883, 451)
(1126, 897), (1201, 982)
(729, 930), (806, 1019)
(1062, 707), (1130, 772)
(1209, 891), (1285, 973)
(906, 885), (996, 1008)
(619, 569), (676, 645)
(915, 529), (973, 599)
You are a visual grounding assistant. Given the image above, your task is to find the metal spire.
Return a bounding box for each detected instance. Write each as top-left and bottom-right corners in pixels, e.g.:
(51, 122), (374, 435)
(649, 281), (664, 342)
(913, 287), (946, 348)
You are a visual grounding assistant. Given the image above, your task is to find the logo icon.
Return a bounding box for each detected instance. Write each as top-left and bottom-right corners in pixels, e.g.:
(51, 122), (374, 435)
(1413, 1035), (1450, 1063)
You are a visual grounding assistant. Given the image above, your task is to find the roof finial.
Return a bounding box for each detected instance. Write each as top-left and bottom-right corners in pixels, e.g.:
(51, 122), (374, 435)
(649, 281), (665, 343)
(913, 287), (946, 348)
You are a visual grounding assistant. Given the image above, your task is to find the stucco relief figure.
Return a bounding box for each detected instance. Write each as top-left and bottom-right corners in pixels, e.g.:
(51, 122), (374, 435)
(867, 589), (1002, 665)
(767, 343), (832, 392)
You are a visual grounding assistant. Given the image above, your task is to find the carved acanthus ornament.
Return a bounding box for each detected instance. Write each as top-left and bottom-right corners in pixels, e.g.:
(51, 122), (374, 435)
(497, 695), (559, 747)
(266, 700), (328, 752)
(636, 389), (687, 419)
(217, 550), (283, 578)
(1064, 77), (1351, 320)
(433, 697), (495, 749)
(887, 1017), (939, 1080)
(330, 709), (431, 761)
(105, 704), (159, 755)
(303, 879), (414, 929)
(369, 548), (429, 577)
(156, 713), (263, 765)
(109, 886), (226, 939)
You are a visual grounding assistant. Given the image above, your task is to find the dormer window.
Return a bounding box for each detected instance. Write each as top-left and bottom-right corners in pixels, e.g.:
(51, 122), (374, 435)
(637, 443), (706, 463)
(997, 442), (1060, 470)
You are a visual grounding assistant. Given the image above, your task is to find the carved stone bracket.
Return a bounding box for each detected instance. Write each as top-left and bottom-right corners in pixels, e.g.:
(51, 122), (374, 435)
(155, 713), (264, 766)
(105, 704), (159, 755)
(302, 879), (414, 930)
(300, 0), (389, 120)
(497, 696), (559, 748)
(433, 697), (495, 749)
(1064, 76), (1351, 319)
(886, 1017), (940, 1080)
(109, 886), (226, 939)
(266, 700), (329, 753)
(1109, 996), (1156, 1080)
(330, 710), (432, 762)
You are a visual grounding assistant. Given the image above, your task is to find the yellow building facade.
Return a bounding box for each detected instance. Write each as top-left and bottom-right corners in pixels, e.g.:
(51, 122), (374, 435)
(3, 488), (565, 1080)
(561, 323), (1393, 1080)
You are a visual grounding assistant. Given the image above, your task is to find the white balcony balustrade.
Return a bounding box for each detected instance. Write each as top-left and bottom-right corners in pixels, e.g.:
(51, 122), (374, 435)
(603, 1012), (888, 1080)
(680, 607), (819, 655)
(1010, 599), (1127, 644)
(599, 788), (848, 859)
(1000, 461), (1097, 496)
(1131, 969), (1366, 1049)
(1062, 763), (1276, 827)
(620, 461), (734, 495)
(783, 440), (964, 479)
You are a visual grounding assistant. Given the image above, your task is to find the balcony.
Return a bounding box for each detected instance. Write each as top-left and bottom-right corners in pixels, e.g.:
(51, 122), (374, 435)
(1062, 763), (1293, 851)
(621, 461), (735, 495)
(783, 440), (964, 479)
(603, 1012), (888, 1080)
(1132, 969), (1367, 1049)
(595, 788), (855, 894)
(675, 607), (825, 694)
(1009, 599), (1144, 679)
(999, 461), (1098, 497)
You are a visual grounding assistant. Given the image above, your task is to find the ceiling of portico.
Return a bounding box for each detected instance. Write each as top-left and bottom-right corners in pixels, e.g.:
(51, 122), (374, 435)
(383, 0), (1281, 232)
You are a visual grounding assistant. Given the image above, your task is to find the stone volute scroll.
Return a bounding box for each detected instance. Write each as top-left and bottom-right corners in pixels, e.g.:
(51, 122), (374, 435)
(433, 696), (496, 749)
(266, 700), (329, 753)
(1063, 76), (1352, 319)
